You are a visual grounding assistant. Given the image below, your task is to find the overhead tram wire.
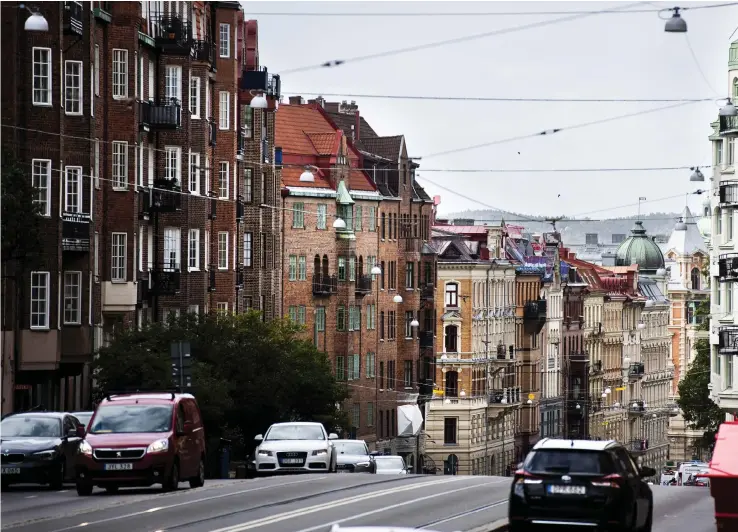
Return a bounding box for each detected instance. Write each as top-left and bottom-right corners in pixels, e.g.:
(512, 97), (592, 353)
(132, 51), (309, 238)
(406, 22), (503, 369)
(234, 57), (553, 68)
(279, 2), (648, 74)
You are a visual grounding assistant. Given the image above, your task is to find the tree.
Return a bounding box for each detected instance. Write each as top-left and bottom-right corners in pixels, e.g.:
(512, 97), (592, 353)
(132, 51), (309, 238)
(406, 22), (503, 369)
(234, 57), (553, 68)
(93, 311), (349, 458)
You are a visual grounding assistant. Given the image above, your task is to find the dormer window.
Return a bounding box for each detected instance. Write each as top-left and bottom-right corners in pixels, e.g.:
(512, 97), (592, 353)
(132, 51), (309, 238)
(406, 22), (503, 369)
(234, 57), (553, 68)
(445, 282), (459, 308)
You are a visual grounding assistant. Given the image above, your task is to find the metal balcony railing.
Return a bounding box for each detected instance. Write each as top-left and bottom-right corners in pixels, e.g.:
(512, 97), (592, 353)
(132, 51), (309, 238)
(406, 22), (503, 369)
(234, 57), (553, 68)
(628, 399), (646, 416)
(719, 253), (738, 282)
(191, 39), (214, 64)
(590, 360), (603, 374)
(718, 325), (738, 356)
(719, 181), (738, 206)
(313, 274), (338, 296)
(61, 213), (91, 252)
(420, 284), (435, 301)
(150, 267), (181, 296)
(524, 299), (547, 320)
(720, 114), (738, 135)
(490, 387), (521, 405)
(355, 275), (372, 295)
(628, 362), (645, 380)
(627, 438), (649, 454)
(140, 178), (182, 215)
(63, 1), (83, 35)
(419, 331), (434, 349)
(139, 98), (181, 130)
(152, 14), (192, 54)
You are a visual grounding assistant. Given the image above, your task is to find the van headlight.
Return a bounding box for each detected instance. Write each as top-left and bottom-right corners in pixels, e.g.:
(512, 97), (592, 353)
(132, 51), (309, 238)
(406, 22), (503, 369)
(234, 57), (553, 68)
(78, 440), (92, 456)
(147, 439), (169, 453)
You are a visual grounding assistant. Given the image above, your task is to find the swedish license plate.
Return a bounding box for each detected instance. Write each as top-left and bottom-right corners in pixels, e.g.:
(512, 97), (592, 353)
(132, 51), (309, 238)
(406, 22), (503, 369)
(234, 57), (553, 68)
(1, 467), (20, 475)
(548, 484), (586, 495)
(282, 459), (302, 464)
(104, 463), (133, 471)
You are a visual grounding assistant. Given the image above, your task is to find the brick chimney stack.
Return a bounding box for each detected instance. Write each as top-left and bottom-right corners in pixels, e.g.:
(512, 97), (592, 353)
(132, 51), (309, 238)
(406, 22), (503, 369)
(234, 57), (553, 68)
(288, 96), (302, 105)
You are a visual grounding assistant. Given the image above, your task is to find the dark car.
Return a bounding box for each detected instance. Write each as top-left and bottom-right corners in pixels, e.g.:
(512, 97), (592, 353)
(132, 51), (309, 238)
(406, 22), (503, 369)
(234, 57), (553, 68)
(75, 392), (206, 495)
(333, 440), (374, 473)
(0, 412), (85, 489)
(508, 438), (654, 532)
(71, 411), (94, 430)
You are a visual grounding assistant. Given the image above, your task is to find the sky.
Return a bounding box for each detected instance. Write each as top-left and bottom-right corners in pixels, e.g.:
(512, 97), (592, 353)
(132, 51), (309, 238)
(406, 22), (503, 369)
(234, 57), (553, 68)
(243, 1), (738, 219)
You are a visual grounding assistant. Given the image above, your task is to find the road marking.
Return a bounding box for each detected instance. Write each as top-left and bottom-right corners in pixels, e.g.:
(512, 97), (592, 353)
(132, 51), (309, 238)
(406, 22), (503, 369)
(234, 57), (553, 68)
(420, 499), (507, 527)
(24, 495), (38, 499)
(209, 476), (474, 532)
(50, 476), (326, 532)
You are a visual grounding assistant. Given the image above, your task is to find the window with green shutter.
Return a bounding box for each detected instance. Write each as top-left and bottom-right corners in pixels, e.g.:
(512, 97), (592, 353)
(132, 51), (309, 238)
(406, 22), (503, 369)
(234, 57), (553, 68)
(298, 255), (307, 280)
(298, 305), (306, 325)
(292, 202), (304, 228)
(337, 305), (346, 331)
(317, 204), (327, 229)
(352, 354), (360, 379)
(355, 205), (363, 231)
(316, 306), (326, 331)
(336, 356), (346, 381)
(368, 207), (376, 231)
(289, 255), (297, 281)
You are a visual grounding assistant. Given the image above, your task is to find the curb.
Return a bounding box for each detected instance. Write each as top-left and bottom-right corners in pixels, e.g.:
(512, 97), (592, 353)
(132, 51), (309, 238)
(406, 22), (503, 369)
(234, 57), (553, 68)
(465, 518), (508, 532)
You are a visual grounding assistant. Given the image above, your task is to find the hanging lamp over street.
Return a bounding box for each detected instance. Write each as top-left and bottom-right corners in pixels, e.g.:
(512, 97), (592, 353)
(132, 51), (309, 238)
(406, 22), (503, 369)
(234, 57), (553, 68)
(664, 7), (687, 33)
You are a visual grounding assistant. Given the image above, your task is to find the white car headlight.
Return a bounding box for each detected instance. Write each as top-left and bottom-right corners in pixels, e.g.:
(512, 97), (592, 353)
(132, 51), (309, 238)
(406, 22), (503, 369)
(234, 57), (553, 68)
(257, 449), (273, 456)
(147, 439), (169, 453)
(312, 449), (328, 456)
(78, 440), (92, 456)
(33, 449), (57, 460)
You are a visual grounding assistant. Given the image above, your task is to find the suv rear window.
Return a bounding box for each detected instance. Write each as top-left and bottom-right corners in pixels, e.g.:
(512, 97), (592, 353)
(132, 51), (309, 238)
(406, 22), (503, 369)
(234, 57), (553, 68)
(525, 450), (614, 475)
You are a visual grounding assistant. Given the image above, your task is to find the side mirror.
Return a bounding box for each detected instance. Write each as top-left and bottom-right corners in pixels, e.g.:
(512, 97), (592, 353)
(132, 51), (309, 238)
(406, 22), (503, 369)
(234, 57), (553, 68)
(76, 426), (86, 438)
(66, 428), (78, 438)
(517, 462), (524, 470)
(328, 433), (338, 440)
(254, 434), (263, 442)
(640, 466), (657, 478)
(370, 451), (382, 457)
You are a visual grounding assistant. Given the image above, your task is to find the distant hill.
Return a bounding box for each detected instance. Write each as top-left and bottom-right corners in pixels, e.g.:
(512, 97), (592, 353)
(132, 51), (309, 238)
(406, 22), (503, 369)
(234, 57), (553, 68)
(442, 208), (685, 246)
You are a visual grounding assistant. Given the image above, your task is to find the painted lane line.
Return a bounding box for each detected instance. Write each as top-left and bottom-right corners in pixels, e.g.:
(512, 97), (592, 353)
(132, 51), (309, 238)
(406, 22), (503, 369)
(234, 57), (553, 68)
(209, 476), (473, 532)
(49, 476), (326, 532)
(419, 499), (507, 528)
(295, 480), (509, 532)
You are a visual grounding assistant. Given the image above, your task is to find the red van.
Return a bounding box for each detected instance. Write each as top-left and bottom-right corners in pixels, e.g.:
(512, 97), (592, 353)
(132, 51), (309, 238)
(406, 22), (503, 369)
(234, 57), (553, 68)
(75, 392), (206, 495)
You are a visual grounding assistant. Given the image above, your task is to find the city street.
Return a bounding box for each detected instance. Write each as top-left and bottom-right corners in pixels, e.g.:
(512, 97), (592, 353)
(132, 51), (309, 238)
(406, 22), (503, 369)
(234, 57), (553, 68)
(1, 474), (716, 532)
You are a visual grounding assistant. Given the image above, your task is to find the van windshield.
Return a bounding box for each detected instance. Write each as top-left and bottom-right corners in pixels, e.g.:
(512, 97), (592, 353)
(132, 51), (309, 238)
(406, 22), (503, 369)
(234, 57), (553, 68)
(89, 405), (174, 434)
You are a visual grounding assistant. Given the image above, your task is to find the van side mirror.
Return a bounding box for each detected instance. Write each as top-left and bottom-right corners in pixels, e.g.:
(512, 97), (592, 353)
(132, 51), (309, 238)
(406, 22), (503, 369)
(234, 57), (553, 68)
(640, 466), (656, 478)
(66, 428), (78, 438)
(76, 426), (86, 438)
(254, 434), (263, 442)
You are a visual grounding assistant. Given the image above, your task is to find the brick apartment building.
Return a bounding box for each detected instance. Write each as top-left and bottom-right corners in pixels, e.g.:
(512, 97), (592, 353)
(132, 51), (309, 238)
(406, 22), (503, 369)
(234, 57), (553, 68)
(1, 1), (258, 414)
(275, 98), (436, 454)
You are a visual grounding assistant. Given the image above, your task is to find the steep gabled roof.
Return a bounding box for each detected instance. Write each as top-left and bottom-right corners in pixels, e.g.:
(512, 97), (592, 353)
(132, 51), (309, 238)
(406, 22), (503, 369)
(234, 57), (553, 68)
(361, 136), (404, 162)
(324, 110), (379, 145)
(275, 105), (335, 155)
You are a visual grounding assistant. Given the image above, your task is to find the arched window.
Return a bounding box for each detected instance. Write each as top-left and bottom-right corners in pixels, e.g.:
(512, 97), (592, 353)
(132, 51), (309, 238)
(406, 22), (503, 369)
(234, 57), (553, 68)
(322, 255), (329, 276)
(445, 371), (458, 397)
(734, 77), (738, 100)
(444, 324), (458, 353)
(445, 282), (459, 307)
(691, 267), (700, 291)
(358, 255), (364, 276)
(314, 255), (320, 277)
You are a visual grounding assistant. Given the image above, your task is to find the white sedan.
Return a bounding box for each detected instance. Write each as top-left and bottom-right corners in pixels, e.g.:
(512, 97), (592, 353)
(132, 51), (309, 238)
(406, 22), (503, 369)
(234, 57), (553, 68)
(253, 422), (338, 474)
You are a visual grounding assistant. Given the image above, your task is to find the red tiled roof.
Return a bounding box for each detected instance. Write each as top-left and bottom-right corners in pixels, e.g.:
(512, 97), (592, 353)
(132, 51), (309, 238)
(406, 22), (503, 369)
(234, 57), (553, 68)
(349, 168), (375, 191)
(431, 225), (488, 234)
(307, 132), (337, 155)
(275, 104), (335, 156)
(281, 166), (332, 189)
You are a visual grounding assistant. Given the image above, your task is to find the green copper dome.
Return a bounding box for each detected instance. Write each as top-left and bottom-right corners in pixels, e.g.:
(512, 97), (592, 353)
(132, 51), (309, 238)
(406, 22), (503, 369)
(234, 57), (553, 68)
(614, 221), (665, 274)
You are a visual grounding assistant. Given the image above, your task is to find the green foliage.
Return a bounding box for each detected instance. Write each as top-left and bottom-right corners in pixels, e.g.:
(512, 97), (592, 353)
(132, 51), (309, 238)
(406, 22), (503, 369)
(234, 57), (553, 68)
(676, 337), (724, 452)
(93, 311), (350, 456)
(1, 149), (43, 269)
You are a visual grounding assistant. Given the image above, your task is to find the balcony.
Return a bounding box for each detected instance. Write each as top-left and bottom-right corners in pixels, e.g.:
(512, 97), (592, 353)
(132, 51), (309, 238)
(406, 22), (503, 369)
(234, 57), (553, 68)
(720, 114), (738, 135)
(420, 284), (435, 301)
(627, 438), (649, 455)
(150, 268), (181, 296)
(589, 395), (603, 413)
(419, 331), (434, 349)
(102, 282), (137, 313)
(628, 362), (645, 380)
(240, 67), (281, 104)
(313, 274), (337, 296)
(523, 299), (547, 334)
(490, 387), (521, 406)
(140, 178), (182, 218)
(139, 98), (181, 130)
(429, 395), (489, 410)
(355, 275), (372, 296)
(718, 325), (738, 356)
(718, 253), (738, 283)
(63, 1), (83, 35)
(590, 359), (603, 374)
(719, 181), (738, 206)
(628, 399), (646, 417)
(61, 213), (90, 252)
(495, 343), (515, 362)
(191, 39), (214, 65)
(152, 15), (192, 55)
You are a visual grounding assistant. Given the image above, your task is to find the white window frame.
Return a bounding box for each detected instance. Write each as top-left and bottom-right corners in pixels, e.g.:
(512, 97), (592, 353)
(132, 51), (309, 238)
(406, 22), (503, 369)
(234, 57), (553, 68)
(218, 91), (230, 130)
(219, 23), (230, 58)
(94, 139), (100, 189)
(218, 231), (229, 270)
(112, 49), (129, 99)
(163, 227), (181, 272)
(165, 146), (182, 184)
(30, 272), (51, 329)
(219, 161), (229, 199)
(148, 59), (154, 101)
(63, 271), (82, 325)
(138, 54), (144, 100)
(190, 75), (201, 118)
(32, 47), (52, 106)
(137, 143), (145, 187)
(63, 60), (83, 115)
(111, 233), (127, 282)
(31, 159), (51, 216)
(205, 230), (210, 270)
(64, 166), (82, 213)
(189, 151), (200, 194)
(94, 45), (100, 96)
(243, 168), (253, 202)
(188, 228), (200, 271)
(243, 232), (252, 267)
(164, 65), (182, 102)
(112, 141), (128, 189)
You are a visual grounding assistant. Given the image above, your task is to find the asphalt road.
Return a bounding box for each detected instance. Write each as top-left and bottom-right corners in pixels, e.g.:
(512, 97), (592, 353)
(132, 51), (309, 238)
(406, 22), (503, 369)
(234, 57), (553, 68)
(1, 475), (716, 532)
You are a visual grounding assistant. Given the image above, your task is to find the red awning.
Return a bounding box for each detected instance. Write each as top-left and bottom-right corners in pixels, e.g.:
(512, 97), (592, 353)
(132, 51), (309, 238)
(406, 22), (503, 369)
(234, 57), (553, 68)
(700, 421), (738, 479)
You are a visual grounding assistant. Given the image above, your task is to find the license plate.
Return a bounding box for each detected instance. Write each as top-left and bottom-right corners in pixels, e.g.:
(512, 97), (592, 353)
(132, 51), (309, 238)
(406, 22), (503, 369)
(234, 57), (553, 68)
(548, 484), (586, 495)
(104, 463), (133, 471)
(282, 458), (302, 464)
(1, 467), (20, 475)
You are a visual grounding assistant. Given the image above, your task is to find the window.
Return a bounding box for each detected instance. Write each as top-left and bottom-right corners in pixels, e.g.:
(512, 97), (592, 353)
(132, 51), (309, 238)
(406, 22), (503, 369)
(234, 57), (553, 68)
(317, 204), (327, 229)
(204, 230), (210, 270)
(32, 159), (51, 216)
(188, 229), (200, 271)
(716, 140), (724, 167)
(243, 233), (253, 267)
(298, 305), (306, 325)
(365, 352), (376, 378)
(241, 168), (253, 203)
(445, 325), (458, 353)
(261, 234), (267, 268)
(388, 311), (396, 340)
(336, 356), (346, 381)
(315, 307), (326, 332)
(137, 54), (144, 100)
(355, 205), (363, 231)
(189, 76), (200, 118)
(163, 228), (180, 271)
(691, 267), (701, 291)
(369, 207), (376, 231)
(63, 271), (82, 324)
(405, 311), (414, 338)
(137, 143), (144, 187)
(444, 418), (458, 445)
(112, 49), (128, 99)
(63, 166), (82, 213)
(32, 47), (52, 105)
(165, 65), (181, 101)
(111, 233), (127, 281)
(298, 256), (307, 281)
(349, 257), (356, 281)
(292, 202), (305, 228)
(219, 91), (230, 130)
(218, 232), (229, 269)
(219, 23), (230, 58)
(30, 272), (50, 329)
(406, 262), (414, 289)
(445, 282), (459, 307)
(189, 152), (200, 194)
(219, 162), (229, 199)
(729, 209), (735, 241)
(337, 305), (346, 331)
(404, 360), (413, 388)
(165, 146), (181, 184)
(388, 361), (396, 390)
(289, 255), (297, 281)
(348, 354), (360, 380)
(216, 302), (229, 314)
(366, 304), (376, 330)
(64, 61), (83, 115)
(338, 257), (346, 281)
(93, 139), (100, 188)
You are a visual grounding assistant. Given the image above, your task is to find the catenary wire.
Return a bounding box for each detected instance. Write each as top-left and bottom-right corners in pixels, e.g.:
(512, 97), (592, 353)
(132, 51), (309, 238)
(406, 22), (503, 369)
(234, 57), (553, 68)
(279, 2), (647, 74)
(684, 34), (723, 97)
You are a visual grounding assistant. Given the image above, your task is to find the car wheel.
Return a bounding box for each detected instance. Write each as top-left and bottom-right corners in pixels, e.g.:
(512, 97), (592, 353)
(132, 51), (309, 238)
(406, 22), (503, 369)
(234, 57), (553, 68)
(76, 481), (93, 496)
(50, 462), (65, 490)
(163, 462), (179, 492)
(104, 485), (119, 494)
(508, 522), (531, 532)
(329, 456), (337, 473)
(641, 502), (653, 532)
(190, 457), (205, 489)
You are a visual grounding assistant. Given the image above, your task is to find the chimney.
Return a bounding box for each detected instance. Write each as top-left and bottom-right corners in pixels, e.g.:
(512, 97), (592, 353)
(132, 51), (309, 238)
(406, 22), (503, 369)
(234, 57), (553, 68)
(323, 101), (340, 113)
(288, 96), (302, 105)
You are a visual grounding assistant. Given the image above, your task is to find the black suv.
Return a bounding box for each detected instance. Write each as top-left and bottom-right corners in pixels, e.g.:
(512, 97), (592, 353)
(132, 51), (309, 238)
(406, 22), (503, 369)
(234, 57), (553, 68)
(508, 438), (654, 531)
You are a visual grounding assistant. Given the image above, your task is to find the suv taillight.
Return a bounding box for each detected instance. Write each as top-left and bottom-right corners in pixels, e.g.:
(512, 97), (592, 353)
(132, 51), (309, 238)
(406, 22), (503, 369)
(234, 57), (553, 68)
(591, 473), (623, 488)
